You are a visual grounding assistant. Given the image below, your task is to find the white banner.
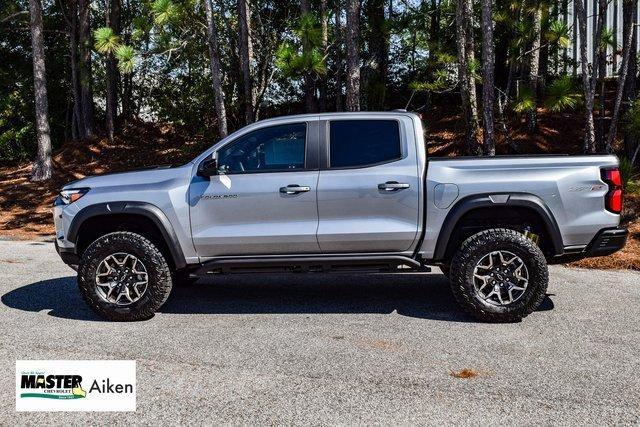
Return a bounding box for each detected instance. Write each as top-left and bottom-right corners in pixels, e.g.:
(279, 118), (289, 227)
(16, 360), (136, 412)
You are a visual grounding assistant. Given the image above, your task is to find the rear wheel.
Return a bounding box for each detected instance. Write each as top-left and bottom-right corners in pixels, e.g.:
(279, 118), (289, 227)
(449, 228), (548, 322)
(78, 232), (173, 321)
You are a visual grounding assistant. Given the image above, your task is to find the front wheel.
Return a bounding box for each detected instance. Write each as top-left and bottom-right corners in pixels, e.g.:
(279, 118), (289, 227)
(78, 232), (173, 321)
(449, 228), (548, 322)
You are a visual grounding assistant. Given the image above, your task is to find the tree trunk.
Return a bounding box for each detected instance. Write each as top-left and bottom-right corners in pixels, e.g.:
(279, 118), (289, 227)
(538, 34), (549, 91)
(345, 0), (360, 111)
(237, 0), (254, 123)
(219, 0), (241, 124)
(497, 91), (518, 152)
(426, 0), (441, 84)
(481, 0), (495, 155)
(319, 0), (328, 112)
(204, 0), (228, 138)
(505, 59), (515, 100)
(67, 0), (84, 140)
(575, 0), (604, 154)
(78, 0), (94, 137)
(606, 0), (638, 152)
(365, 0), (388, 110)
(429, 0), (440, 46)
(505, 2), (523, 102)
(334, 0), (343, 112)
(300, 0), (318, 113)
(597, 5), (608, 149)
(27, 0), (52, 181)
(623, 0), (638, 159)
(455, 0), (480, 155)
(105, 0), (120, 141)
(527, 6), (542, 133)
(122, 72), (133, 120)
(464, 0), (479, 141)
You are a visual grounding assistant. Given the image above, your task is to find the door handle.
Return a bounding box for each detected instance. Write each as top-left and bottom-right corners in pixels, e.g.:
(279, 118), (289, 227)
(280, 184), (311, 194)
(378, 181), (410, 191)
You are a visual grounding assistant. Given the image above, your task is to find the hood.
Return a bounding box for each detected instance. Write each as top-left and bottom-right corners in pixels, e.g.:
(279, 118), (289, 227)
(62, 163), (194, 191)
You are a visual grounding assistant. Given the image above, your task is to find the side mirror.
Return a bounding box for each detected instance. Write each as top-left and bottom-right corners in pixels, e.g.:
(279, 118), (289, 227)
(197, 156), (219, 177)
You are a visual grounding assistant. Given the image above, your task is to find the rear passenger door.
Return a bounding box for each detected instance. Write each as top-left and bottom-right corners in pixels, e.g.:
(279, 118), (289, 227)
(316, 117), (421, 253)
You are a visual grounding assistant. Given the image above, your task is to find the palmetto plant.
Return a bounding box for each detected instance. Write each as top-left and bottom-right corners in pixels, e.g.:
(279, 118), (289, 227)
(511, 20), (533, 51)
(514, 87), (535, 114)
(544, 75), (582, 112)
(600, 28), (616, 51)
(546, 21), (570, 48)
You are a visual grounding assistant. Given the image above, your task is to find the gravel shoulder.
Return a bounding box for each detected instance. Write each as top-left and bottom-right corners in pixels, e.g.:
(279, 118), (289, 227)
(0, 240), (638, 424)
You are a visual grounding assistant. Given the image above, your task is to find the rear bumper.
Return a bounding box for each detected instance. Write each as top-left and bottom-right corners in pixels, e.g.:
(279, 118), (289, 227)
(552, 227), (628, 264)
(585, 227), (628, 257)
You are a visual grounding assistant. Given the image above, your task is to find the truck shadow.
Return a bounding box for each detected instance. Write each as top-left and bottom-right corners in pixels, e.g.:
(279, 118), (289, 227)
(1, 273), (554, 323)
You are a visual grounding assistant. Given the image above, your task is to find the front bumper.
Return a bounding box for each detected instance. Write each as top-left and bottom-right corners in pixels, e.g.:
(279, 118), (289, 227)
(53, 201), (80, 270)
(54, 240), (80, 270)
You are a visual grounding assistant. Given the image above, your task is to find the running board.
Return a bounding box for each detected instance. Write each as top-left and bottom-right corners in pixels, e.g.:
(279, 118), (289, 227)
(195, 255), (429, 275)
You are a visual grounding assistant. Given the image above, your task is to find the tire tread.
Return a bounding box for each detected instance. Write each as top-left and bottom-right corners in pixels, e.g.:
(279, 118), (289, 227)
(77, 231), (173, 321)
(449, 228), (548, 323)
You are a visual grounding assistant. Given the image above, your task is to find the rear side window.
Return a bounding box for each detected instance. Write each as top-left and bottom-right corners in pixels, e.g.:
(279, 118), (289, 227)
(329, 120), (402, 168)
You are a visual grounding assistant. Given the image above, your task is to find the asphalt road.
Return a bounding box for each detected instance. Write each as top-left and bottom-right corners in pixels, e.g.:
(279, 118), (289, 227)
(0, 239), (639, 425)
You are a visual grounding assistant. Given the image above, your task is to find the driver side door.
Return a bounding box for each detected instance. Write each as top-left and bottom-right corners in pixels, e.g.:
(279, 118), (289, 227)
(189, 119), (321, 259)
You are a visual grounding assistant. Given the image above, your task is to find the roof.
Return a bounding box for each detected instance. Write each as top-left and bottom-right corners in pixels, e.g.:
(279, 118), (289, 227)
(254, 110), (420, 124)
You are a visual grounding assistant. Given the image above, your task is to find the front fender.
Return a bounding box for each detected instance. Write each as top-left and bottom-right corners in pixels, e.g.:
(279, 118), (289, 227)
(67, 201), (187, 269)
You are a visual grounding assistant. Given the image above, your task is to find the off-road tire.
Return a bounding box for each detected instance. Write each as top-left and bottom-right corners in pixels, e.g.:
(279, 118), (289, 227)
(78, 232), (173, 321)
(450, 228), (548, 323)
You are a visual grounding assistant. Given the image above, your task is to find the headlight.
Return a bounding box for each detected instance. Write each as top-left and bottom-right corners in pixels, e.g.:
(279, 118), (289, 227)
(59, 188), (90, 205)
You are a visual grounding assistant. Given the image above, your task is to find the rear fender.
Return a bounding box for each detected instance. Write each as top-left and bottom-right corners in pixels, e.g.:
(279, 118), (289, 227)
(432, 193), (563, 260)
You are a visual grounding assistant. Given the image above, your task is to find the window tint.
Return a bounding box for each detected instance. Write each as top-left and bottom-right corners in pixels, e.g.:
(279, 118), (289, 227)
(329, 120), (402, 168)
(217, 123), (306, 174)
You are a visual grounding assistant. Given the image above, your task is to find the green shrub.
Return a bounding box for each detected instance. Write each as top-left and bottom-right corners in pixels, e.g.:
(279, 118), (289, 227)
(625, 98), (640, 140)
(619, 157), (639, 194)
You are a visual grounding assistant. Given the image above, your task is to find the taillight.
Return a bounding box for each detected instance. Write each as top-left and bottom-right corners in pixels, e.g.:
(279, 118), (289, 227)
(601, 168), (623, 214)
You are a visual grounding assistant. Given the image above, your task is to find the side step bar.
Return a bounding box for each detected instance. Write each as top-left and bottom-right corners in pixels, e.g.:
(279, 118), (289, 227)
(195, 255), (429, 275)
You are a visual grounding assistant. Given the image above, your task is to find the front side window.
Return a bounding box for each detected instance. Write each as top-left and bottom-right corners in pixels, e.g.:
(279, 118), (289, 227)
(217, 123), (307, 174)
(329, 120), (402, 168)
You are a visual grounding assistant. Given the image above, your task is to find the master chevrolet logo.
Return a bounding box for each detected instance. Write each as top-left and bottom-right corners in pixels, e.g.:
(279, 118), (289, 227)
(20, 374), (86, 399)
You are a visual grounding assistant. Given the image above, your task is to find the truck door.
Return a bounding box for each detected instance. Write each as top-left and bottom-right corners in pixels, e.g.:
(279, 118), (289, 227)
(316, 117), (421, 253)
(189, 119), (321, 257)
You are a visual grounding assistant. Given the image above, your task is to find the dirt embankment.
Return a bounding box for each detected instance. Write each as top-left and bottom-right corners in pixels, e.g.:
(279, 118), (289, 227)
(0, 121), (209, 239)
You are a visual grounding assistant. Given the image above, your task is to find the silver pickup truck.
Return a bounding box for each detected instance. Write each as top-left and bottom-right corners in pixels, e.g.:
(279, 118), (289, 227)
(53, 112), (628, 322)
